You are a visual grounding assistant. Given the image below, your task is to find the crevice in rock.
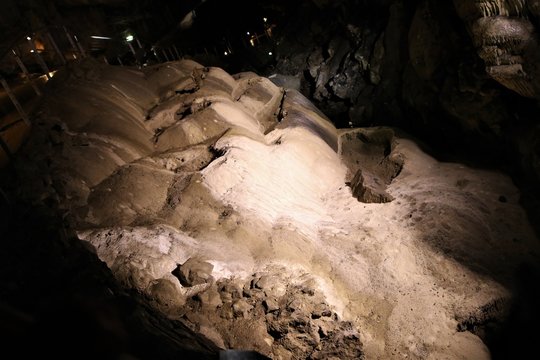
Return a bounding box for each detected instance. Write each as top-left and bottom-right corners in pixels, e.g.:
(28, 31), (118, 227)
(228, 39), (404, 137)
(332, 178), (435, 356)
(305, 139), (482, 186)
(197, 146), (226, 172)
(153, 127), (165, 144)
(145, 104), (159, 121)
(176, 99), (213, 121)
(175, 104), (193, 120)
(276, 89), (287, 123)
(340, 127), (404, 203)
(175, 83), (198, 94)
(209, 146), (226, 161)
(191, 67), (210, 88)
(165, 174), (193, 208)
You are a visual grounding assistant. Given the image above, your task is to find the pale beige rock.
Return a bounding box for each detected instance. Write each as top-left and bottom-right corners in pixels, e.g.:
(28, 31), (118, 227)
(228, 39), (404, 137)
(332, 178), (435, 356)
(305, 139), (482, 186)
(30, 59), (539, 359)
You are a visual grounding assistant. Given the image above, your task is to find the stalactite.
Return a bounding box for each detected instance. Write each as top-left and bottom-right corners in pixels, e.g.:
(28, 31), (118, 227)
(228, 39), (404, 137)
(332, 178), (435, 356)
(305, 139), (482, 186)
(474, 0), (528, 17)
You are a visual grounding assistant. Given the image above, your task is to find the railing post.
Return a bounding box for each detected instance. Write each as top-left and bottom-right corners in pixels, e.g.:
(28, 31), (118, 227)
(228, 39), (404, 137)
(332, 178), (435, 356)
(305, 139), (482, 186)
(168, 47), (176, 60)
(152, 48), (162, 63)
(46, 31), (66, 65)
(73, 34), (87, 58)
(0, 135), (14, 162)
(27, 36), (51, 79)
(11, 49), (41, 97)
(63, 26), (80, 59)
(0, 76), (31, 126)
(127, 42), (136, 56)
(162, 49), (170, 62)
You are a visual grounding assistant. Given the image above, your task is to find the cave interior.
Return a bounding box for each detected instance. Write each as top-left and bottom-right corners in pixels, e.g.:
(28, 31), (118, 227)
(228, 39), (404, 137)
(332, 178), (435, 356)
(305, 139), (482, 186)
(1, 0), (540, 359)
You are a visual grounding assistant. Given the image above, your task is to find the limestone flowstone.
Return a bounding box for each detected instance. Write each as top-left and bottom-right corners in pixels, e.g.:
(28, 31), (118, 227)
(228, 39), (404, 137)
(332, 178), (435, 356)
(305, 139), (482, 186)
(19, 58), (540, 359)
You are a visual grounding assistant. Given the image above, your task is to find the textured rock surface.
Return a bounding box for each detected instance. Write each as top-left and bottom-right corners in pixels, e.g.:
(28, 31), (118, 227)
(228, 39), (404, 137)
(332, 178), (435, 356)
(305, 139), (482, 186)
(11, 58), (540, 359)
(259, 0), (540, 231)
(339, 127), (403, 203)
(0, 197), (220, 360)
(170, 266), (365, 360)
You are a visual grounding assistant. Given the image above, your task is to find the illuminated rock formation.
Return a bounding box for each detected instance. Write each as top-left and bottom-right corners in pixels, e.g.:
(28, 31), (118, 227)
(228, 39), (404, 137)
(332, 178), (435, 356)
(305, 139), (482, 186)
(453, 0), (540, 98)
(18, 58), (540, 359)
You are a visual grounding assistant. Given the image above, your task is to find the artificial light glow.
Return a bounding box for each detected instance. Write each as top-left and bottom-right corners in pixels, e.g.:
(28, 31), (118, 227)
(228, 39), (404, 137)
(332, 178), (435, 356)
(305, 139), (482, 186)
(26, 36), (31, 40)
(30, 49), (34, 53)
(263, 17), (267, 22)
(39, 70), (57, 81)
(91, 35), (112, 40)
(250, 39), (255, 46)
(224, 51), (228, 56)
(268, 51), (273, 56)
(126, 35), (134, 42)
(247, 31), (250, 35)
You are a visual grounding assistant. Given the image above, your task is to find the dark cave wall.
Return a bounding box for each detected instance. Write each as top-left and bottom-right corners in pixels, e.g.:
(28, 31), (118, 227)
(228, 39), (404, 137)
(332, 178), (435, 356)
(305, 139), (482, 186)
(268, 0), (540, 193)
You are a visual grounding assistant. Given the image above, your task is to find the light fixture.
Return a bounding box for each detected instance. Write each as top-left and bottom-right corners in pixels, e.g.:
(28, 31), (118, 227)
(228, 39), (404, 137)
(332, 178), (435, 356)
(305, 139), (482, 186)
(224, 51), (228, 56)
(268, 52), (272, 56)
(26, 36), (31, 40)
(91, 35), (112, 40)
(126, 34), (134, 42)
(247, 31), (250, 35)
